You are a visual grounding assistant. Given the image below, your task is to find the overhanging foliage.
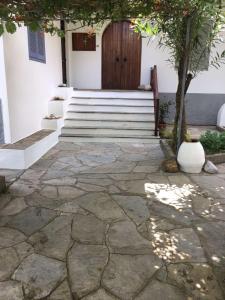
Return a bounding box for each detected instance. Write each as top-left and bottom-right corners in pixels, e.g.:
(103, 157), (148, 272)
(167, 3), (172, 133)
(0, 0), (155, 35)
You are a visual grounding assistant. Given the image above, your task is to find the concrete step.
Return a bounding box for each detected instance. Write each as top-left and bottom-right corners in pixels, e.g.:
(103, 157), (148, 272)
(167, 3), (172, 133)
(61, 127), (154, 136)
(71, 98), (154, 106)
(66, 112), (155, 121)
(72, 90), (154, 99)
(64, 119), (155, 129)
(68, 105), (154, 114)
(59, 134), (159, 144)
(62, 91), (157, 143)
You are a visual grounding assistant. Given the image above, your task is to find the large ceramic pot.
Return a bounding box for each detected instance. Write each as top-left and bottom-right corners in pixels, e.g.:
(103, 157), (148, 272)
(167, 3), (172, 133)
(217, 103), (225, 127)
(177, 141), (205, 174)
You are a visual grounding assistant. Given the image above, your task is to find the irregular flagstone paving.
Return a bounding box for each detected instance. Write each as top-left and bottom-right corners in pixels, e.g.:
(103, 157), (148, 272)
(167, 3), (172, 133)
(0, 142), (225, 299)
(12, 253), (66, 299)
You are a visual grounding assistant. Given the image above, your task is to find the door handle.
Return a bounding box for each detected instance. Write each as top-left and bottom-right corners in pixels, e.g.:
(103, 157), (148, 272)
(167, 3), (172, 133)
(116, 57), (119, 62)
(124, 58), (127, 62)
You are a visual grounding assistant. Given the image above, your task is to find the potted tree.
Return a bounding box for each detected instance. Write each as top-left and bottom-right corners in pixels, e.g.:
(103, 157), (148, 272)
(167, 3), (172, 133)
(133, 2), (224, 173)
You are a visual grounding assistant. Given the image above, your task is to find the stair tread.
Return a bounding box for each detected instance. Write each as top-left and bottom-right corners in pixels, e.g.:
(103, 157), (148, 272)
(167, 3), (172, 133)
(60, 133), (158, 138)
(59, 136), (159, 144)
(65, 118), (154, 122)
(67, 111), (154, 114)
(65, 118), (154, 121)
(62, 128), (155, 137)
(69, 103), (154, 107)
(72, 97), (153, 100)
(62, 126), (154, 130)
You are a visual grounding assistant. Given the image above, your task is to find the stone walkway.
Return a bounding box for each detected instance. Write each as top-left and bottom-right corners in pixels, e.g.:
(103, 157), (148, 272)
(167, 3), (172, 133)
(0, 142), (225, 300)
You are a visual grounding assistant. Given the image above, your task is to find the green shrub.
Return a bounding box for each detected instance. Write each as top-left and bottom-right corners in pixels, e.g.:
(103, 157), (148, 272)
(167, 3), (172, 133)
(200, 130), (225, 154)
(220, 132), (225, 151)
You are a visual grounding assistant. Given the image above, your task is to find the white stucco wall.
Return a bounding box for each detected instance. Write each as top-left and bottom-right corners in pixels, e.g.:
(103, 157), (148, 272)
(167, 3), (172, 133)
(3, 26), (62, 143)
(66, 22), (225, 94)
(0, 37), (11, 143)
(66, 22), (109, 89)
(141, 35), (225, 94)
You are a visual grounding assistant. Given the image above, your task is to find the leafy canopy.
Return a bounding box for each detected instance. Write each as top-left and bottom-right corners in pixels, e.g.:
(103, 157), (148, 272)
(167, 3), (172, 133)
(0, 0), (224, 72)
(133, 0), (225, 75)
(0, 0), (155, 35)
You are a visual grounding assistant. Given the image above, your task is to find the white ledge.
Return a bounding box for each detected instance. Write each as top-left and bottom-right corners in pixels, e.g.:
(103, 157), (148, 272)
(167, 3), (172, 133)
(0, 130), (58, 169)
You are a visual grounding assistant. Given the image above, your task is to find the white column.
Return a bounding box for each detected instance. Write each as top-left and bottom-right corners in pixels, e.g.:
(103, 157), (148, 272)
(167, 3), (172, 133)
(0, 36), (11, 143)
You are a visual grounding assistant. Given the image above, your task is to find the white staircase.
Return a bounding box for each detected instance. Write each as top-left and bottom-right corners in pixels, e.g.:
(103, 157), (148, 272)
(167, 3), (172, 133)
(59, 90), (159, 143)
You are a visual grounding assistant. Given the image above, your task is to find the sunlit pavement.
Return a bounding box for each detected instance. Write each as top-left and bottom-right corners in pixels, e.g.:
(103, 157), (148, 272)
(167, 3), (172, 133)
(0, 142), (225, 299)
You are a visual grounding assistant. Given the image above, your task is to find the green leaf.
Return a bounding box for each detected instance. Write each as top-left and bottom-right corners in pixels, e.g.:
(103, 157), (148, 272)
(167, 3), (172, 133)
(57, 30), (65, 38)
(28, 22), (40, 32)
(0, 24), (4, 36)
(5, 21), (16, 34)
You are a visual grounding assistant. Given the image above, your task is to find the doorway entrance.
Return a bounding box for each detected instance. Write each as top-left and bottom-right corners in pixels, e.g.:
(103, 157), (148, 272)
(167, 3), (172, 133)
(102, 21), (141, 90)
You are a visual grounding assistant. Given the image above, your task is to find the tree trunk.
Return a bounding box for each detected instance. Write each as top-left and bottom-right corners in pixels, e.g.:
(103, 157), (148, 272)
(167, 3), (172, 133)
(172, 73), (193, 151)
(172, 16), (193, 152)
(172, 66), (185, 151)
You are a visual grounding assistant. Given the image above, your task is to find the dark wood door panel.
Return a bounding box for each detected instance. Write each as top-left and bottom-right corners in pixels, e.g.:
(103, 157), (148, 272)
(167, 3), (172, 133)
(102, 22), (122, 89)
(102, 21), (141, 90)
(120, 21), (141, 90)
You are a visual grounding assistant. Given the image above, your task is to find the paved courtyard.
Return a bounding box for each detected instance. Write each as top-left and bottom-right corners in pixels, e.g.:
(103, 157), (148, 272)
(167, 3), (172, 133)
(0, 142), (225, 299)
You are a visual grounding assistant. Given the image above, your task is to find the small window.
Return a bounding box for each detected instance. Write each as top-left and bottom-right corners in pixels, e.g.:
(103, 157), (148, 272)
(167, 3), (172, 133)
(27, 28), (46, 63)
(72, 33), (96, 51)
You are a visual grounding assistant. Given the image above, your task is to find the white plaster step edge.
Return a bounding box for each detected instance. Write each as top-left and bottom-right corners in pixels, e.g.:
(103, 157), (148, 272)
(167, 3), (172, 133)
(48, 99), (71, 117)
(72, 90), (154, 99)
(64, 120), (155, 129)
(55, 87), (73, 100)
(61, 127), (154, 136)
(68, 105), (154, 113)
(59, 135), (159, 144)
(42, 118), (64, 134)
(0, 131), (58, 170)
(70, 98), (154, 106)
(66, 112), (155, 121)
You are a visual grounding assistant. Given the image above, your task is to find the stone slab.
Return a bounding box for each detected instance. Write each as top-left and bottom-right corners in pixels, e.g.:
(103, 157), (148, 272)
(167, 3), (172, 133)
(0, 227), (26, 248)
(13, 253), (66, 299)
(0, 281), (23, 300)
(108, 220), (152, 254)
(72, 214), (105, 244)
(68, 244), (108, 298)
(102, 254), (162, 300)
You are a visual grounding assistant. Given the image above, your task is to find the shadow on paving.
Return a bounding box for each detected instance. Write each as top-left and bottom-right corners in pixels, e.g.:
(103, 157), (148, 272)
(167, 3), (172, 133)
(0, 142), (225, 299)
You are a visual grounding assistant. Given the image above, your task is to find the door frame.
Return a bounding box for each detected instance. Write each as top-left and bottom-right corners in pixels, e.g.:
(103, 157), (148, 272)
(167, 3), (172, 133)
(101, 21), (142, 90)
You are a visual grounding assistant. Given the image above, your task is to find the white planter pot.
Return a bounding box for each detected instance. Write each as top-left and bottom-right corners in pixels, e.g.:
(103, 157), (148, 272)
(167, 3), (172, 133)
(177, 141), (205, 174)
(217, 103), (225, 127)
(42, 118), (64, 134)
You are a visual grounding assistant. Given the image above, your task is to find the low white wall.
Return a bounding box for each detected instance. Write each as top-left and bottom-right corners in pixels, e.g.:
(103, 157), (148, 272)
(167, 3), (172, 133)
(3, 25), (62, 143)
(0, 37), (11, 143)
(66, 22), (225, 94)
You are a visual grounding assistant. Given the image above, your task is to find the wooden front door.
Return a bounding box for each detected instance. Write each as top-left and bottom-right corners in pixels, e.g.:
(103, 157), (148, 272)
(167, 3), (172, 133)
(102, 21), (141, 90)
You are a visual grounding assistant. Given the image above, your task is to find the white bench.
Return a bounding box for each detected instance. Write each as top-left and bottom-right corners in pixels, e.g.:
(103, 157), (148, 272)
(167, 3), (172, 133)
(0, 130), (58, 169)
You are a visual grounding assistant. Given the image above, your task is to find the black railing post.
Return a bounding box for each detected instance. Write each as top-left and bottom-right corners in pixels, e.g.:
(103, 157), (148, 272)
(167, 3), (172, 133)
(150, 65), (160, 137)
(60, 20), (67, 85)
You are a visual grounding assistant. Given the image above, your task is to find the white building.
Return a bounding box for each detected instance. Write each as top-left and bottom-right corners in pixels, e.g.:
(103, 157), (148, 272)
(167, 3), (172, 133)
(0, 20), (225, 148)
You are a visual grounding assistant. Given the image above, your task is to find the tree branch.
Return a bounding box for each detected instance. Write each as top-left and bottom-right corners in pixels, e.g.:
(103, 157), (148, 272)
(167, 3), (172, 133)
(184, 73), (193, 94)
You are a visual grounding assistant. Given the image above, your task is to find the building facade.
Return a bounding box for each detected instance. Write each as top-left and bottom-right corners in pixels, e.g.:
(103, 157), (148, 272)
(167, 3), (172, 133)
(0, 20), (225, 144)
